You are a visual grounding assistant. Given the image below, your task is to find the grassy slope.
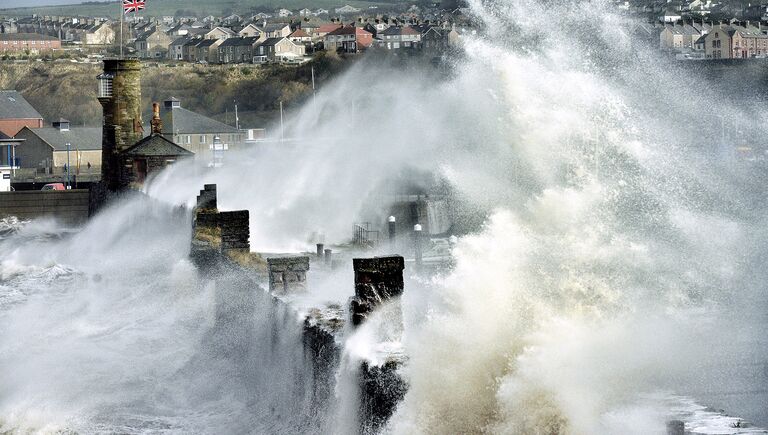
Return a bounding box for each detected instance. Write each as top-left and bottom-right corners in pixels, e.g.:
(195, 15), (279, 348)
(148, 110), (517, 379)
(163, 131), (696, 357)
(0, 52), (350, 129)
(0, 0), (409, 18)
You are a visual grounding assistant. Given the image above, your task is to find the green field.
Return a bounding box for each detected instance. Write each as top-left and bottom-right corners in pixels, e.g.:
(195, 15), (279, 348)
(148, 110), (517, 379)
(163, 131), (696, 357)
(0, 0), (412, 18)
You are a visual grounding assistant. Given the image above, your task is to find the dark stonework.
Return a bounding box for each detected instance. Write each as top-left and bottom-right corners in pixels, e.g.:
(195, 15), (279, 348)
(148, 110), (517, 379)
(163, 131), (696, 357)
(267, 256), (310, 295)
(350, 256), (405, 326)
(197, 184), (217, 210)
(190, 184), (250, 268)
(219, 210), (250, 251)
(303, 316), (342, 411)
(359, 360), (408, 435)
(99, 59), (143, 191)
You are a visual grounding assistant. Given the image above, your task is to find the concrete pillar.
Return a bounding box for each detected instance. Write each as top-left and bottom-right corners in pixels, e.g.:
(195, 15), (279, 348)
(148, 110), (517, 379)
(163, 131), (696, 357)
(316, 243), (324, 258)
(324, 248), (332, 267)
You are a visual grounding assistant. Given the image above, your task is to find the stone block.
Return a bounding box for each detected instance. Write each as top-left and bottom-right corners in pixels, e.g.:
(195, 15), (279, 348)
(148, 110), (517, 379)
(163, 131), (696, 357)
(267, 256), (310, 295)
(350, 256), (405, 326)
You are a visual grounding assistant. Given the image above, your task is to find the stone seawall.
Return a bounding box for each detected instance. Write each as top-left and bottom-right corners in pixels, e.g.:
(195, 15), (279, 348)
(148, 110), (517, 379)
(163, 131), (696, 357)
(0, 189), (90, 225)
(189, 184), (408, 433)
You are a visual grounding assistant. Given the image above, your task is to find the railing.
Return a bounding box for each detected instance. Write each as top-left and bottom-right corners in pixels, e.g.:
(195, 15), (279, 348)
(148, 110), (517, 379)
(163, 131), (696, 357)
(353, 222), (379, 248)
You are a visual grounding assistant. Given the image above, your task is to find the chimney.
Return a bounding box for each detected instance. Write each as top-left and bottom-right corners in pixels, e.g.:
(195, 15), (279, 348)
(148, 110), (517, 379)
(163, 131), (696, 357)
(53, 118), (70, 131)
(150, 102), (163, 134)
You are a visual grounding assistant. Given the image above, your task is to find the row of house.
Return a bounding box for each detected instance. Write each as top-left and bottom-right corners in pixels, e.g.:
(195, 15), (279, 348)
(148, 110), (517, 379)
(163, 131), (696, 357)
(2, 16), (114, 45)
(618, 0), (768, 22)
(135, 16), (462, 63)
(0, 33), (61, 54)
(659, 20), (768, 58)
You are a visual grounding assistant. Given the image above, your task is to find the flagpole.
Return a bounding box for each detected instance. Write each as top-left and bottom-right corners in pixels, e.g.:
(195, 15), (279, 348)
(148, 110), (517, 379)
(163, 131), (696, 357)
(119, 0), (123, 58)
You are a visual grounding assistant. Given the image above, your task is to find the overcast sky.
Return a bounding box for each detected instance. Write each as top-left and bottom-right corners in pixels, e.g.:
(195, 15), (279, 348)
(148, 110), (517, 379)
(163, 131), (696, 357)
(3, 0), (111, 8)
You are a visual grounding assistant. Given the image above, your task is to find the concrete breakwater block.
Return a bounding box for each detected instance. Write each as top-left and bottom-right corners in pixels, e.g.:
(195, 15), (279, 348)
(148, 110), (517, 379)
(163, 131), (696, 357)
(267, 256), (310, 295)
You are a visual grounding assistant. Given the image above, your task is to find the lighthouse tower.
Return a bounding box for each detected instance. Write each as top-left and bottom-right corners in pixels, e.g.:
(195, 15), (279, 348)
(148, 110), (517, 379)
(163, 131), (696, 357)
(97, 59), (143, 191)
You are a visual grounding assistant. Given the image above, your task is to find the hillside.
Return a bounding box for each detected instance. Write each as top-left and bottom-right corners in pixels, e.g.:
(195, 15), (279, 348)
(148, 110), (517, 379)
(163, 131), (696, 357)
(0, 0), (414, 18)
(0, 52), (351, 129)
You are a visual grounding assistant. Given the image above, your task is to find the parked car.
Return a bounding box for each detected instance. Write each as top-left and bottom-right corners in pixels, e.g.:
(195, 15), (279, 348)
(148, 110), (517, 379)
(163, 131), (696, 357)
(41, 183), (65, 191)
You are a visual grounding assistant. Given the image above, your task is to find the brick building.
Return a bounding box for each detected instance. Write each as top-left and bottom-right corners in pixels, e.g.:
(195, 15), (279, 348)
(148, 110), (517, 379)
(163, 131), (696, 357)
(0, 33), (61, 54)
(0, 90), (43, 137)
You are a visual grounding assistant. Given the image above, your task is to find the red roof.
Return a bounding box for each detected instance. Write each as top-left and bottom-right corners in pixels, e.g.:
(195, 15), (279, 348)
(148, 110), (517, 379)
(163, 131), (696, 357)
(290, 29), (310, 37)
(327, 25), (372, 37)
(317, 23), (343, 33)
(402, 26), (421, 35)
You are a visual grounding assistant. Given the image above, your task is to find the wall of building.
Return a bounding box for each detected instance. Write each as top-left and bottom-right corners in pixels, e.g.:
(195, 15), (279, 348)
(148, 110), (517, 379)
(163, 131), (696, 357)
(0, 38), (61, 53)
(0, 118), (43, 137)
(13, 128), (52, 169)
(52, 150), (101, 168)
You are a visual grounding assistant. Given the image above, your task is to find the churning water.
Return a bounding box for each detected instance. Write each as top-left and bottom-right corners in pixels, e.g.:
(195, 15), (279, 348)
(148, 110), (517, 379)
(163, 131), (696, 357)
(2, 0), (768, 433)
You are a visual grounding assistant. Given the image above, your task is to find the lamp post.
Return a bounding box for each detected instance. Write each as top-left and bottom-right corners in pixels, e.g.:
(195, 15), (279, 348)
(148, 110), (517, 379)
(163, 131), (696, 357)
(414, 223), (423, 273)
(388, 215), (396, 244)
(65, 142), (71, 189)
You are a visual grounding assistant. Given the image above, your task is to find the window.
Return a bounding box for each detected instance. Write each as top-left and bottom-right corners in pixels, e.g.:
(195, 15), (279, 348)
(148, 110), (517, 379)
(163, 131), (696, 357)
(200, 135), (206, 144)
(97, 73), (114, 98)
(186, 135), (191, 144)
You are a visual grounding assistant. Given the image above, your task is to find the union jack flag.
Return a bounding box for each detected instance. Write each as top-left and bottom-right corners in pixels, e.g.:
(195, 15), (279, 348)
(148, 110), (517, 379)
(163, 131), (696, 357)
(122, 0), (145, 14)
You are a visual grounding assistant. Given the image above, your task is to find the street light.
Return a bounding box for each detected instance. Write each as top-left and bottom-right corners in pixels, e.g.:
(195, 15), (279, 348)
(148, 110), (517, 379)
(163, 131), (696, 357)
(414, 223), (423, 273)
(65, 142), (71, 189)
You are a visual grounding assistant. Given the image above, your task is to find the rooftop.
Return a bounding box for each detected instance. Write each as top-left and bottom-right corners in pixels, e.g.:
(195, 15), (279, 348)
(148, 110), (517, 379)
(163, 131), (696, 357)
(22, 126), (101, 151)
(0, 33), (59, 41)
(122, 133), (194, 157)
(162, 104), (239, 134)
(0, 90), (43, 120)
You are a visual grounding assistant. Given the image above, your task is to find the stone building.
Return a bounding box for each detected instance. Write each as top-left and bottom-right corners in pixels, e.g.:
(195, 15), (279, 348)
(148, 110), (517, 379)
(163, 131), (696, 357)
(97, 59), (144, 191)
(135, 26), (172, 58)
(82, 22), (114, 45)
(118, 103), (193, 185)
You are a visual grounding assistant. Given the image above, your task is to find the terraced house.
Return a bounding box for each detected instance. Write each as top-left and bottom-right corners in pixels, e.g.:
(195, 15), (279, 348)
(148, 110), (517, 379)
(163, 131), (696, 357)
(704, 24), (768, 59)
(324, 25), (373, 53)
(136, 25), (173, 58)
(0, 33), (60, 54)
(379, 26), (422, 49)
(159, 98), (243, 158)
